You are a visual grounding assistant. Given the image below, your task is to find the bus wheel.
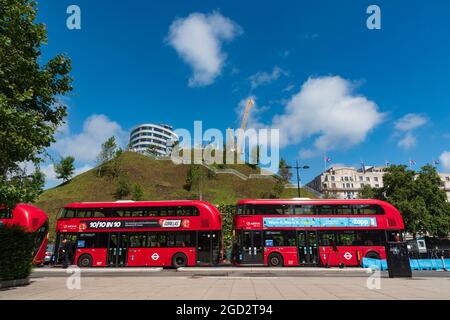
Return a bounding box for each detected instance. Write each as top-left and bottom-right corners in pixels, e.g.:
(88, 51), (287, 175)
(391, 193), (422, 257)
(365, 251), (380, 260)
(268, 253), (283, 267)
(172, 253), (188, 268)
(77, 254), (93, 268)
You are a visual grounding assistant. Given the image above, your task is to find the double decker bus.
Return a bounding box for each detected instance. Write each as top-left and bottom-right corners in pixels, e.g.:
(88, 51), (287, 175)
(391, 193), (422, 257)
(0, 204), (49, 265)
(54, 200), (222, 268)
(232, 199), (404, 267)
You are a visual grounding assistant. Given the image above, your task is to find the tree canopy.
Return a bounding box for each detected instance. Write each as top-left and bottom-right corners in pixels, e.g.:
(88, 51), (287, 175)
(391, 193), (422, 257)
(365, 165), (450, 238)
(0, 0), (73, 207)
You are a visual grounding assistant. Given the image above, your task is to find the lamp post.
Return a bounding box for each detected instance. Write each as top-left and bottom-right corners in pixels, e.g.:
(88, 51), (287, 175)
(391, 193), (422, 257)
(286, 161), (310, 198)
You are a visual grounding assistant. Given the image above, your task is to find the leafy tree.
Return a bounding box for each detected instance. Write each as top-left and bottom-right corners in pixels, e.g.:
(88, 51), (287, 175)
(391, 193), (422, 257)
(0, 0), (73, 207)
(97, 137), (119, 164)
(185, 164), (206, 200)
(373, 165), (450, 238)
(145, 145), (159, 158)
(358, 184), (375, 199)
(131, 184), (143, 201)
(114, 179), (131, 200)
(54, 156), (75, 183)
(279, 158), (292, 183)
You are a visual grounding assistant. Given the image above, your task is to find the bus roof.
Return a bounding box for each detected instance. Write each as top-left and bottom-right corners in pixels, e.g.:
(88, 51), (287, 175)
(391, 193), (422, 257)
(237, 199), (390, 205)
(64, 200), (215, 208)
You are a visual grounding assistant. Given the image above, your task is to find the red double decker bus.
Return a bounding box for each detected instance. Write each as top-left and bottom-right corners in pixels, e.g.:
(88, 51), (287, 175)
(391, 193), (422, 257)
(0, 204), (49, 265)
(54, 200), (222, 268)
(232, 199), (404, 267)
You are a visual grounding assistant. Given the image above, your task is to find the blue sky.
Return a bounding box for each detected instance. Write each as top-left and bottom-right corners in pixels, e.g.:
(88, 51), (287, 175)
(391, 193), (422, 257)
(36, 0), (450, 187)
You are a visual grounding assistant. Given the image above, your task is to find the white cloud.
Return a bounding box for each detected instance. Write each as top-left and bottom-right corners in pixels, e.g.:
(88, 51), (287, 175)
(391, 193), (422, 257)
(167, 11), (241, 87)
(394, 113), (428, 150)
(394, 113), (428, 131)
(440, 151), (450, 172)
(272, 76), (384, 154)
(52, 114), (127, 163)
(397, 132), (417, 150)
(249, 66), (288, 90)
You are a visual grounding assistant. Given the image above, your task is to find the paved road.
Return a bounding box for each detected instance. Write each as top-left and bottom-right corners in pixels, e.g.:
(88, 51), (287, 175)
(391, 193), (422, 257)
(1, 268), (449, 300)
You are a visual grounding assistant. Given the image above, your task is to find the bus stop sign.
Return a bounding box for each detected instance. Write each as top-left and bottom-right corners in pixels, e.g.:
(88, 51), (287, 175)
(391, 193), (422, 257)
(385, 242), (412, 278)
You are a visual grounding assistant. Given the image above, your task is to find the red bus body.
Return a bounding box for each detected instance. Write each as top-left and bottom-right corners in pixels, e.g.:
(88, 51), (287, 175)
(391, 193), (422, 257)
(232, 199), (404, 267)
(0, 204), (49, 265)
(55, 200), (222, 268)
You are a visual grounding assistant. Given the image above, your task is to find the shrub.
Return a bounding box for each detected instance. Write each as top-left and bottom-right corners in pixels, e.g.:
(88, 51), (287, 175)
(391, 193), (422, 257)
(0, 225), (35, 281)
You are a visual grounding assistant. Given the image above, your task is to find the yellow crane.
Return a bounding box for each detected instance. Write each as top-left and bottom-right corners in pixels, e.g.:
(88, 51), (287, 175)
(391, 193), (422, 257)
(226, 98), (255, 155)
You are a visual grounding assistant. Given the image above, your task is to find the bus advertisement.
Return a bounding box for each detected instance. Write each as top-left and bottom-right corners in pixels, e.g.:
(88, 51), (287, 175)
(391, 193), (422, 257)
(54, 200), (223, 268)
(232, 199), (404, 267)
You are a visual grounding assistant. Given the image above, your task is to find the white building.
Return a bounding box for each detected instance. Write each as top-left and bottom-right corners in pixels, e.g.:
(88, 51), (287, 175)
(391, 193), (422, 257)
(307, 166), (450, 201)
(129, 123), (178, 156)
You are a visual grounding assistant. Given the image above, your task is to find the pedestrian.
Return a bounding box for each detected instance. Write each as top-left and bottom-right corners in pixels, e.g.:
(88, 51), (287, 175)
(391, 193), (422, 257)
(61, 238), (73, 268)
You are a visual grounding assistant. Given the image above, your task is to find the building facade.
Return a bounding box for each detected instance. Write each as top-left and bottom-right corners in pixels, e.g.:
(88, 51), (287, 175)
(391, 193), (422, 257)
(307, 166), (450, 201)
(129, 123), (178, 156)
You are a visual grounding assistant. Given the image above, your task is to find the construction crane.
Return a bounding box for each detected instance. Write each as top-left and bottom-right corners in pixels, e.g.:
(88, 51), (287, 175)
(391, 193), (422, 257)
(236, 97), (254, 154)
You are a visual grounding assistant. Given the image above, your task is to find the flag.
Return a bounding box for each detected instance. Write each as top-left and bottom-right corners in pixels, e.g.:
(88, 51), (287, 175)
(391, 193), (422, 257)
(409, 159), (416, 166)
(324, 155), (331, 163)
(360, 160), (366, 173)
(432, 159), (440, 166)
(385, 160), (390, 167)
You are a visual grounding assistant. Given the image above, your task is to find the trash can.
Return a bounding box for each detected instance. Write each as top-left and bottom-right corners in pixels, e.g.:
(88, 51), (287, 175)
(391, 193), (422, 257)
(385, 241), (412, 278)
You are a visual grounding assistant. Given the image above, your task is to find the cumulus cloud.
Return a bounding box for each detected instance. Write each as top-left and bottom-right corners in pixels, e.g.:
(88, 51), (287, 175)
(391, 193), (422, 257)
(167, 11), (242, 87)
(395, 113), (428, 131)
(52, 114), (127, 163)
(394, 113), (428, 150)
(272, 76), (384, 155)
(249, 66), (288, 90)
(397, 132), (417, 150)
(440, 151), (450, 171)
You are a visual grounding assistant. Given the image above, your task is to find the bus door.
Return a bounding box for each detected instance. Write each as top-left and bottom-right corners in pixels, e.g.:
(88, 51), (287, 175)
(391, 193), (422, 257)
(107, 233), (129, 267)
(241, 230), (264, 265)
(197, 231), (221, 265)
(297, 231), (319, 265)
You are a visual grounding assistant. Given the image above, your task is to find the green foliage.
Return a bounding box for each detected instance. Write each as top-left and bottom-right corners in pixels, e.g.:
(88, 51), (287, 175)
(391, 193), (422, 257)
(114, 179), (131, 200)
(372, 165), (450, 238)
(0, 224), (35, 281)
(54, 156), (75, 182)
(278, 158), (292, 183)
(216, 203), (236, 256)
(358, 184), (375, 199)
(185, 164), (207, 199)
(131, 184), (143, 201)
(145, 145), (159, 158)
(0, 0), (72, 208)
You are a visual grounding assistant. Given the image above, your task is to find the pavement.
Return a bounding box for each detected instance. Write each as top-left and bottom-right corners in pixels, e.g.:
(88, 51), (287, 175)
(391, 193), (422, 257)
(1, 267), (449, 300)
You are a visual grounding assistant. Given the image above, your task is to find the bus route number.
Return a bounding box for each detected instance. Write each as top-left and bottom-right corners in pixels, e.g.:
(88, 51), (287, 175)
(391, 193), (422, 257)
(220, 304), (273, 315)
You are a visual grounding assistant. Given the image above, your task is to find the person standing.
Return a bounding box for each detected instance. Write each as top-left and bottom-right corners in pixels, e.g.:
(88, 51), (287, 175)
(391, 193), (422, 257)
(61, 238), (73, 268)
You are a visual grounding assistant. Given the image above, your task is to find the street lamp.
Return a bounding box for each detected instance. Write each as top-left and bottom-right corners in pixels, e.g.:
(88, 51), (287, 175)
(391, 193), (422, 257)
(286, 161), (310, 198)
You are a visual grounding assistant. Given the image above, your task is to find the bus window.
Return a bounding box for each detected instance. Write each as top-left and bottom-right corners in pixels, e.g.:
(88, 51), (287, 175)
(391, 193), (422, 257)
(147, 233), (159, 247)
(147, 208), (158, 216)
(335, 205), (353, 215)
(317, 205), (334, 215)
(129, 234), (147, 247)
(319, 232), (337, 246)
(0, 208), (12, 219)
(132, 209), (145, 217)
(93, 210), (105, 218)
(293, 205), (314, 215)
(77, 233), (97, 248)
(64, 209), (75, 218)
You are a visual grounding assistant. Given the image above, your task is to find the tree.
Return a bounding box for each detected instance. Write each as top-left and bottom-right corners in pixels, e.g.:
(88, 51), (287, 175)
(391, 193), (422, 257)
(358, 184), (375, 199)
(278, 158), (292, 183)
(185, 165), (206, 200)
(145, 145), (159, 158)
(131, 184), (143, 201)
(54, 156), (75, 183)
(0, 0), (73, 207)
(373, 165), (450, 238)
(97, 137), (119, 165)
(114, 179), (131, 200)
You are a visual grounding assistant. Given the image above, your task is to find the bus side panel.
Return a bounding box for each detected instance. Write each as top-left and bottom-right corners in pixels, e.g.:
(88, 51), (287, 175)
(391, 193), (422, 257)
(128, 248), (196, 267)
(264, 247), (299, 266)
(319, 246), (385, 267)
(75, 248), (108, 267)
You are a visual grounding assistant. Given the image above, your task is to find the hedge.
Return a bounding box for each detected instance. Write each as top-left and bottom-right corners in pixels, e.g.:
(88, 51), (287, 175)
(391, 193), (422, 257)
(0, 224), (35, 281)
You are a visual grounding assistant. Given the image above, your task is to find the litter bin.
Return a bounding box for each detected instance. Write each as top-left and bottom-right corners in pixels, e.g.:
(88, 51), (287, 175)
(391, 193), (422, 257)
(385, 241), (412, 278)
